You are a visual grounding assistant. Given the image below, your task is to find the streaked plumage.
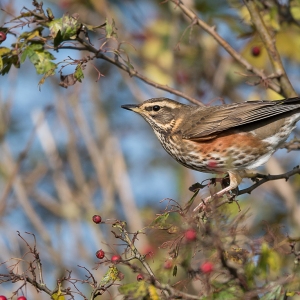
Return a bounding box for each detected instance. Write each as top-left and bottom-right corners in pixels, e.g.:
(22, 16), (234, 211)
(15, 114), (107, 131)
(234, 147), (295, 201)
(122, 97), (300, 210)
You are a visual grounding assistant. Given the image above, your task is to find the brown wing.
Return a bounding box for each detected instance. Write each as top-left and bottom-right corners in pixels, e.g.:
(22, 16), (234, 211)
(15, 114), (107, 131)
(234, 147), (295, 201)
(182, 97), (300, 140)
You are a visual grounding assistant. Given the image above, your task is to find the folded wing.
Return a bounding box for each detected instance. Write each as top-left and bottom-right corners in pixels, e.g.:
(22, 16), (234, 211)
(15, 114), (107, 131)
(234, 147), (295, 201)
(182, 97), (300, 141)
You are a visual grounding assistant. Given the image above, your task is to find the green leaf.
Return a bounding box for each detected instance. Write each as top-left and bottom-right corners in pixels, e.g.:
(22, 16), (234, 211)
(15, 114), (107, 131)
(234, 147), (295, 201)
(258, 243), (281, 277)
(212, 286), (242, 300)
(53, 30), (63, 48)
(21, 43), (44, 64)
(260, 284), (284, 300)
(49, 14), (81, 45)
(119, 281), (148, 298)
(0, 54), (19, 75)
(105, 18), (118, 38)
(149, 213), (169, 229)
(172, 265), (177, 277)
(46, 8), (54, 20)
(74, 64), (84, 82)
(21, 43), (56, 75)
(38, 68), (57, 86)
(19, 27), (44, 41)
(83, 21), (106, 31)
(31, 51), (56, 75)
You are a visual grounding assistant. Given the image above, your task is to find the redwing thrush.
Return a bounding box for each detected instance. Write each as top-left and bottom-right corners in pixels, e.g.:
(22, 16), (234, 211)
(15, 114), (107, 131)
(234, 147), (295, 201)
(122, 97), (300, 211)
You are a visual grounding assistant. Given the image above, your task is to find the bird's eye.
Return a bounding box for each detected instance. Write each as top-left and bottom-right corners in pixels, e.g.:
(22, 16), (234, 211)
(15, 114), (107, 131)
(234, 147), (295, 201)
(153, 105), (160, 112)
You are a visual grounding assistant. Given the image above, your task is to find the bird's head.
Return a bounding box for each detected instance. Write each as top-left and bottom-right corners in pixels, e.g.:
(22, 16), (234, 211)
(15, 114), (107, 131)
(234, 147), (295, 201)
(122, 98), (189, 134)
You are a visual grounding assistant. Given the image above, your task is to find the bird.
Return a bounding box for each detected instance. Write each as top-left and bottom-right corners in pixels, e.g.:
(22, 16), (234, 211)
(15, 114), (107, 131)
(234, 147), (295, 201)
(121, 97), (300, 211)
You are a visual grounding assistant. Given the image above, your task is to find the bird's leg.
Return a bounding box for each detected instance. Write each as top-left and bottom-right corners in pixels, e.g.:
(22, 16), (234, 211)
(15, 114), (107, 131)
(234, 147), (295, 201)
(193, 171), (243, 212)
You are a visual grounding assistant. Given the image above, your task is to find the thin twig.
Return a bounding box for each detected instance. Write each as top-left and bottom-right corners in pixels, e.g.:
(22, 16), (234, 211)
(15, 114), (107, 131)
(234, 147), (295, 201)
(238, 166), (300, 195)
(281, 138), (300, 152)
(243, 0), (296, 98)
(75, 37), (202, 106)
(170, 0), (282, 94)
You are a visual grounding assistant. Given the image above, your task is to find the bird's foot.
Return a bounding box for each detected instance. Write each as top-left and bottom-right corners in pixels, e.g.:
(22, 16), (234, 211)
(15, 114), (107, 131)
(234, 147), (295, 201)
(193, 188), (239, 212)
(193, 172), (241, 212)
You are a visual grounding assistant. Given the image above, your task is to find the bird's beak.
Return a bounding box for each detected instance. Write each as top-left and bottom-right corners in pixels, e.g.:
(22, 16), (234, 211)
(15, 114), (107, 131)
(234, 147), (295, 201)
(121, 104), (139, 112)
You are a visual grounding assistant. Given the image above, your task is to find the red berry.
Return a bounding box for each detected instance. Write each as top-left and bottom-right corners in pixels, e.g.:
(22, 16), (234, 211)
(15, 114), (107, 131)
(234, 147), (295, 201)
(92, 215), (102, 224)
(0, 32), (6, 42)
(137, 273), (144, 281)
(200, 261), (214, 274)
(0, 296), (8, 300)
(111, 254), (121, 264)
(96, 249), (105, 259)
(142, 245), (155, 259)
(163, 260), (173, 269)
(17, 297), (27, 300)
(184, 229), (197, 241)
(251, 46), (261, 57)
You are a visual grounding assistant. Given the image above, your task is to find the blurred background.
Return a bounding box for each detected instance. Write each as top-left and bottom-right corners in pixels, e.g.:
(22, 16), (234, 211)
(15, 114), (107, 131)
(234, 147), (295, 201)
(1, 0), (300, 298)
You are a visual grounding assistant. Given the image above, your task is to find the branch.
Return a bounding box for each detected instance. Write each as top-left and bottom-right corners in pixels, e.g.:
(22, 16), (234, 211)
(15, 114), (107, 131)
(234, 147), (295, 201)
(76, 37), (203, 106)
(281, 138), (300, 152)
(0, 272), (52, 295)
(170, 0), (282, 94)
(154, 281), (203, 300)
(243, 0), (297, 98)
(112, 222), (202, 299)
(238, 165), (300, 195)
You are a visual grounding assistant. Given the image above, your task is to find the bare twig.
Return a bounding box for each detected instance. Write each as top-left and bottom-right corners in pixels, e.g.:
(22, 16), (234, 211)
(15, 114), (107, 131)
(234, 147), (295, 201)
(238, 165), (300, 195)
(281, 138), (300, 152)
(170, 0), (282, 94)
(75, 37), (202, 106)
(243, 0), (296, 98)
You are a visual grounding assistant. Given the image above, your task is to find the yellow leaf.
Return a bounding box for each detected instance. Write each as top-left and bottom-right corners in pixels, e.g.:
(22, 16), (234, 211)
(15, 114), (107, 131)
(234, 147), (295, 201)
(276, 28), (300, 62)
(0, 47), (11, 56)
(266, 89), (284, 101)
(27, 29), (42, 40)
(238, 6), (251, 24)
(148, 284), (159, 300)
(51, 282), (65, 300)
(144, 65), (172, 86)
(51, 293), (65, 300)
(263, 7), (281, 31)
(290, 3), (300, 21)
